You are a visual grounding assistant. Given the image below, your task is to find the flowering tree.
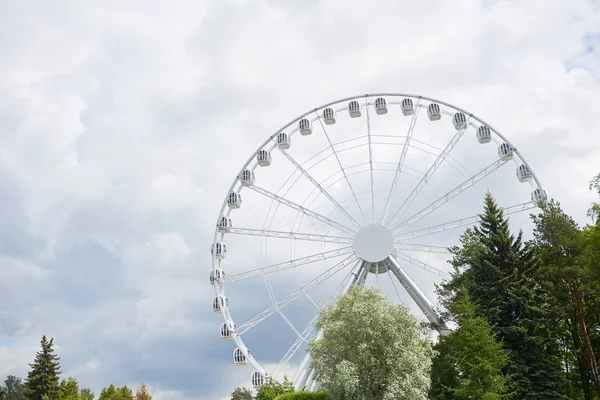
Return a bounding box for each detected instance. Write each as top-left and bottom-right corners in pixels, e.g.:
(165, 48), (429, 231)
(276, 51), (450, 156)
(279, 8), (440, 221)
(308, 286), (433, 400)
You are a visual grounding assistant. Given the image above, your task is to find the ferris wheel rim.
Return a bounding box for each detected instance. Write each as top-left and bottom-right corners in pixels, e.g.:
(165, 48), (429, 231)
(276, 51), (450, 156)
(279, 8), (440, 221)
(210, 92), (547, 383)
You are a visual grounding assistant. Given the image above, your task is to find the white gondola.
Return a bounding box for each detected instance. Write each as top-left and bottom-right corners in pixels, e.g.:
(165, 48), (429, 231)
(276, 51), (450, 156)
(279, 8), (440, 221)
(299, 118), (312, 136)
(239, 169), (255, 187)
(257, 150), (271, 167)
(212, 296), (228, 313)
(476, 125), (491, 144)
(217, 216), (232, 233)
(276, 132), (291, 149)
(531, 188), (548, 203)
(427, 103), (441, 121)
(220, 322), (235, 340)
(348, 100), (361, 118)
(517, 164), (532, 183)
(374, 97), (388, 115)
(227, 192), (242, 209)
(401, 98), (414, 116)
(234, 348), (249, 366)
(323, 107), (336, 125)
(498, 143), (513, 161)
(211, 242), (227, 260)
(251, 371), (266, 388)
(210, 268), (225, 286)
(453, 112), (467, 130)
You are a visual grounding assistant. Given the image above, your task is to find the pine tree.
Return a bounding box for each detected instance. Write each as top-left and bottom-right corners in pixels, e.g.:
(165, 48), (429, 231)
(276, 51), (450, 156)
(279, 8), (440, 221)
(133, 384), (151, 400)
(78, 388), (94, 400)
(438, 193), (568, 399)
(24, 336), (61, 400)
(57, 378), (78, 400)
(98, 386), (116, 400)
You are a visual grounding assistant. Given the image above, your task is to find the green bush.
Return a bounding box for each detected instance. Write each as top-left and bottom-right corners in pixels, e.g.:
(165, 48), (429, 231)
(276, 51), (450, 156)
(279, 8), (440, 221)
(275, 391), (328, 400)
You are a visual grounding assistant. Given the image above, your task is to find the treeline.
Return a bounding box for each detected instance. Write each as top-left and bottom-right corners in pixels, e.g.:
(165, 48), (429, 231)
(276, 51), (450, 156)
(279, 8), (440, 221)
(0, 336), (152, 400)
(431, 173), (600, 399)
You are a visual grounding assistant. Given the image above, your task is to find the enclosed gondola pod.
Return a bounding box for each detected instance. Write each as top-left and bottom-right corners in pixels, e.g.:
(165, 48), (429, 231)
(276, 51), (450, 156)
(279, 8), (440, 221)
(348, 100), (361, 118)
(323, 107), (336, 125)
(239, 169), (255, 187)
(516, 164), (533, 183)
(251, 371), (266, 388)
(299, 118), (312, 136)
(211, 242), (227, 260)
(476, 125), (491, 144)
(210, 268), (225, 286)
(220, 322), (235, 340)
(234, 348), (249, 366)
(227, 192), (242, 209)
(212, 296), (228, 313)
(498, 143), (513, 161)
(427, 103), (441, 121)
(531, 188), (548, 204)
(401, 98), (414, 116)
(257, 150), (271, 167)
(452, 112), (467, 130)
(374, 97), (388, 115)
(276, 132), (291, 149)
(217, 216), (232, 233)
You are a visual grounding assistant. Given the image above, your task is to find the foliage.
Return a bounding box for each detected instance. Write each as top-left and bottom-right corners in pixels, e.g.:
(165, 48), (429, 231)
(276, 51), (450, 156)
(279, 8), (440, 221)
(430, 294), (513, 399)
(58, 378), (79, 400)
(231, 387), (254, 400)
(256, 378), (294, 400)
(589, 173), (600, 223)
(309, 286), (432, 400)
(2, 376), (25, 400)
(98, 385), (133, 400)
(274, 392), (328, 400)
(24, 335), (62, 400)
(134, 384), (151, 400)
(437, 192), (568, 399)
(78, 388), (95, 400)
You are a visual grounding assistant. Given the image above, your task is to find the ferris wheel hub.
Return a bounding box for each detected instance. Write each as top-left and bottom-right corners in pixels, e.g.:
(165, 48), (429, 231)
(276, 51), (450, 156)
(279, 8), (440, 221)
(353, 224), (395, 263)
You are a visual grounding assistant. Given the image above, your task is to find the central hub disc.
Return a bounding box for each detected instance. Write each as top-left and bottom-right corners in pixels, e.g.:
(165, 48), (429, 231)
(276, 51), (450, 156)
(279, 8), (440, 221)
(353, 224), (394, 262)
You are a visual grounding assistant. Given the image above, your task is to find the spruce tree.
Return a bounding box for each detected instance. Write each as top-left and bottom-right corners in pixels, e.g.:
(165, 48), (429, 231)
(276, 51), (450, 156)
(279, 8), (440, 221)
(438, 193), (568, 399)
(24, 336), (61, 400)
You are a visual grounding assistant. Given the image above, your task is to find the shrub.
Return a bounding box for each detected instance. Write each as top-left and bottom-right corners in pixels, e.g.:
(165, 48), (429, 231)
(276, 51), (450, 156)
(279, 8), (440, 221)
(275, 391), (328, 400)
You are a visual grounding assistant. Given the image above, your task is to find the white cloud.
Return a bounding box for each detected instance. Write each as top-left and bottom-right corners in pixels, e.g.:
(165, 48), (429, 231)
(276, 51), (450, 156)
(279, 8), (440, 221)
(1, 0), (600, 398)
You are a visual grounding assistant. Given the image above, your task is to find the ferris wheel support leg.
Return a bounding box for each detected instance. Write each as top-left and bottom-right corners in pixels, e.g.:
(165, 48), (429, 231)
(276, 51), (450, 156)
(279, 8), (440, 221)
(387, 256), (450, 335)
(294, 260), (369, 391)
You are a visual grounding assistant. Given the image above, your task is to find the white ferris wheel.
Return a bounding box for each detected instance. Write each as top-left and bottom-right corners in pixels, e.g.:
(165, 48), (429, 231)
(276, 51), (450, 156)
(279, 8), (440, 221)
(210, 93), (547, 391)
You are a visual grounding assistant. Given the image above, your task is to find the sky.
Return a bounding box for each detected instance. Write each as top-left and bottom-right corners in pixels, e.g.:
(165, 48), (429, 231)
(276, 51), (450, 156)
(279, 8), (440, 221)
(1, 0), (600, 399)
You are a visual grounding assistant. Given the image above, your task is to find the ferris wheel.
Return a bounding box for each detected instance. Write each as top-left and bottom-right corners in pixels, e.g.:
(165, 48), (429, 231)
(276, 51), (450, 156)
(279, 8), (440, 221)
(210, 93), (547, 391)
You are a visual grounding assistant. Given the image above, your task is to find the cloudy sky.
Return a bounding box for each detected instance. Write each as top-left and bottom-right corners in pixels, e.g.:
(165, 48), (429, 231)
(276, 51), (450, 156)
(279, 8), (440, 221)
(1, 0), (600, 399)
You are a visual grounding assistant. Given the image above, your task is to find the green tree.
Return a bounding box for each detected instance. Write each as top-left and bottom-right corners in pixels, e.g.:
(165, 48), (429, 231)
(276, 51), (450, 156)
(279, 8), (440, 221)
(230, 387), (253, 400)
(24, 335), (61, 400)
(134, 384), (151, 400)
(78, 388), (94, 400)
(588, 173), (600, 223)
(98, 386), (116, 400)
(430, 294), (513, 399)
(0, 387), (6, 400)
(58, 378), (78, 400)
(3, 376), (25, 400)
(256, 378), (294, 400)
(114, 387), (133, 400)
(532, 199), (600, 397)
(438, 193), (568, 399)
(309, 286), (432, 400)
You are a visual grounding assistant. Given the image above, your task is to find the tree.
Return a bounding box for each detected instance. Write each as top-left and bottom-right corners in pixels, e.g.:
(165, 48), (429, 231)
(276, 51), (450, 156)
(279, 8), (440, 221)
(24, 335), (61, 400)
(78, 388), (94, 400)
(256, 378), (294, 400)
(430, 294), (513, 399)
(438, 193), (568, 399)
(98, 386), (116, 400)
(114, 387), (133, 400)
(134, 384), (151, 400)
(588, 173), (600, 224)
(58, 378), (78, 400)
(308, 286), (432, 400)
(1, 387), (7, 400)
(230, 387), (253, 400)
(3, 376), (25, 400)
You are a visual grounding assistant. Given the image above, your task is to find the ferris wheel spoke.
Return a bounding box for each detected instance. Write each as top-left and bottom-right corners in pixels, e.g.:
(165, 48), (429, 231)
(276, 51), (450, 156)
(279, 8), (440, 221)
(277, 148), (362, 229)
(391, 158), (508, 233)
(381, 100), (421, 222)
(394, 251), (449, 278)
(396, 243), (450, 255)
(236, 254), (358, 335)
(385, 117), (471, 227)
(366, 97), (376, 223)
(226, 247), (355, 284)
(228, 227), (354, 244)
(248, 185), (356, 236)
(315, 113), (369, 224)
(395, 201), (537, 241)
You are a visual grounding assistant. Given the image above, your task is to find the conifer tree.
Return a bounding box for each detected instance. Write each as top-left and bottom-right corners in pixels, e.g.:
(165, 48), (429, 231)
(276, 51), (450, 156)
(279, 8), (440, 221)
(134, 384), (151, 400)
(24, 335), (61, 400)
(438, 193), (568, 399)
